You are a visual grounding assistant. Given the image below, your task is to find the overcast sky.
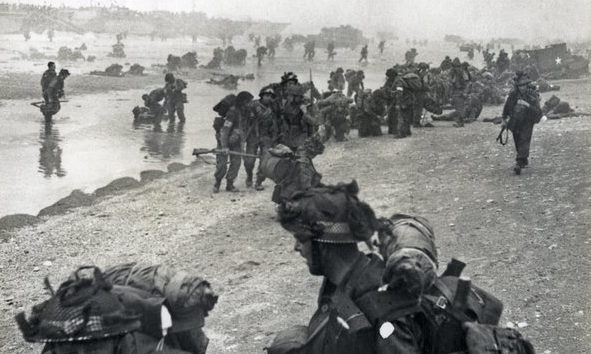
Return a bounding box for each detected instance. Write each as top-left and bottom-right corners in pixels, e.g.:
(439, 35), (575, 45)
(7, 0), (591, 41)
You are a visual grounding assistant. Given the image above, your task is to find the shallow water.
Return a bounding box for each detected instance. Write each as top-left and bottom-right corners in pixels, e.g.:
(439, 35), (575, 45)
(0, 32), (473, 217)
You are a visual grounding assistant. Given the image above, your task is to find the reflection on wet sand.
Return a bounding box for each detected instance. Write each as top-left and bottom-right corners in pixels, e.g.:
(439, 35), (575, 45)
(38, 122), (66, 178)
(140, 122), (185, 160)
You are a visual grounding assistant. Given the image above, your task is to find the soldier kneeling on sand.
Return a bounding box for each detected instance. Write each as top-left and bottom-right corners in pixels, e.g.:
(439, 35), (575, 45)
(267, 181), (536, 354)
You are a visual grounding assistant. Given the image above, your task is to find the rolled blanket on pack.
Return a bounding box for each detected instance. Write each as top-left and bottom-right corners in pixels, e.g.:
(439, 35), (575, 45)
(103, 263), (218, 331)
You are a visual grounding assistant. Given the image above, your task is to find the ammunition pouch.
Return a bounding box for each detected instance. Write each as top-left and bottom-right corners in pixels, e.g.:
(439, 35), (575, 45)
(463, 322), (536, 354)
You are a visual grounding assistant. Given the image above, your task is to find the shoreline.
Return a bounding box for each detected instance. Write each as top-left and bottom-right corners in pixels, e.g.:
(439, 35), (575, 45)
(0, 159), (213, 241)
(0, 68), (214, 101)
(0, 116), (590, 353)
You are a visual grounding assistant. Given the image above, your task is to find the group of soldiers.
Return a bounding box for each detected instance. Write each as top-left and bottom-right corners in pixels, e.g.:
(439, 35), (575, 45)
(211, 72), (318, 193)
(133, 73), (188, 132)
(40, 61), (70, 122)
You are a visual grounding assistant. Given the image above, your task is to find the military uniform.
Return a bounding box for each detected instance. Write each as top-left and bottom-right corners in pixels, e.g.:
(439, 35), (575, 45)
(502, 74), (542, 174)
(449, 59), (471, 127)
(41, 67), (56, 103)
(244, 93), (278, 189)
(214, 105), (244, 192)
(386, 73), (416, 138)
(145, 88), (166, 129)
(270, 184), (536, 354)
(42, 70), (69, 122)
(357, 89), (384, 137)
(165, 78), (187, 124)
(278, 254), (428, 354)
(317, 92), (351, 141)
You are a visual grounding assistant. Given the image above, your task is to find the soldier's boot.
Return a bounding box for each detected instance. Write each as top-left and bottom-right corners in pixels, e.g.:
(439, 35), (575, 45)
(254, 180), (265, 191)
(213, 179), (222, 193)
(245, 173), (253, 188)
(513, 164), (522, 175)
(226, 180), (240, 192)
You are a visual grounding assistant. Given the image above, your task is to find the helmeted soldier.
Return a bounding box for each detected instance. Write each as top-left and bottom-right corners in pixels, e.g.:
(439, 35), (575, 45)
(357, 88), (386, 137)
(42, 69), (70, 122)
(213, 91), (254, 193)
(384, 67), (417, 138)
(164, 73), (188, 127)
(317, 90), (352, 142)
(449, 58), (471, 127)
(501, 72), (543, 175)
(359, 44), (369, 63)
(244, 86), (279, 190)
(281, 84), (315, 150)
(41, 61), (56, 103)
(268, 183), (536, 354)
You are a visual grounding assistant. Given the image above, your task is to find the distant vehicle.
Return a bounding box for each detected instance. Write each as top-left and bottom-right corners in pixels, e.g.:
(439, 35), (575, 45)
(521, 43), (589, 79)
(309, 25), (368, 50)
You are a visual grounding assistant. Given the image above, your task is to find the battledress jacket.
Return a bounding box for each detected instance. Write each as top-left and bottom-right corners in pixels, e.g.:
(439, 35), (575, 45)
(501, 88), (542, 128)
(268, 254), (427, 354)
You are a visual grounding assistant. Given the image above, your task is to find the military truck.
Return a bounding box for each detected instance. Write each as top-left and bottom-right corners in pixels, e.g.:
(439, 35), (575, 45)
(521, 43), (589, 79)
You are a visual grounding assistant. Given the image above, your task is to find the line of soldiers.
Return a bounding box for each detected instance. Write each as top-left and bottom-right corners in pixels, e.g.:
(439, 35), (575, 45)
(212, 72), (317, 193)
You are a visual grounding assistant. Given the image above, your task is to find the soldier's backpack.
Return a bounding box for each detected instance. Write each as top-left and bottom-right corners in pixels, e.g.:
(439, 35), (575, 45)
(15, 266), (193, 354)
(400, 72), (424, 92)
(357, 259), (535, 354)
(103, 263), (218, 354)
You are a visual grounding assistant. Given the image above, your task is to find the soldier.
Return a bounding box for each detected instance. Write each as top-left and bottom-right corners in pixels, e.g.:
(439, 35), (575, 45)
(281, 84), (315, 150)
(43, 69), (70, 122)
(412, 63), (431, 127)
(357, 88), (386, 137)
(142, 87), (166, 131)
(213, 91), (254, 193)
(378, 40), (386, 55)
(346, 70), (365, 98)
(41, 61), (56, 103)
(317, 90), (352, 142)
(304, 41), (316, 61)
(164, 73), (187, 127)
(327, 41), (336, 61)
(502, 72), (543, 175)
(244, 87), (279, 190)
(449, 58), (471, 127)
(497, 49), (510, 74)
(384, 67), (416, 138)
(440, 56), (452, 71)
(256, 46), (268, 67)
(333, 68), (346, 91)
(268, 182), (536, 354)
(359, 44), (369, 63)
(405, 48), (418, 65)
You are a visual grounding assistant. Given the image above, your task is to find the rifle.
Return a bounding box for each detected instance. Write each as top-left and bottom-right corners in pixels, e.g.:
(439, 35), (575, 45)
(30, 100), (69, 108)
(192, 148), (260, 159)
(496, 125), (508, 145)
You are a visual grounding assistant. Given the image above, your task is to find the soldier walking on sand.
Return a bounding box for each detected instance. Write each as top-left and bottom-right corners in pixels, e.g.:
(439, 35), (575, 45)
(502, 72), (543, 175)
(212, 91), (254, 193)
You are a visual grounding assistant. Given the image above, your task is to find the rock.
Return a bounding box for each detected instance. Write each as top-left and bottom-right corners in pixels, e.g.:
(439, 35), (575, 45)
(33, 267), (40, 272)
(42, 261), (52, 267)
(167, 162), (187, 173)
(517, 322), (528, 328)
(38, 190), (96, 217)
(140, 170), (166, 183)
(94, 177), (141, 198)
(0, 214), (40, 232)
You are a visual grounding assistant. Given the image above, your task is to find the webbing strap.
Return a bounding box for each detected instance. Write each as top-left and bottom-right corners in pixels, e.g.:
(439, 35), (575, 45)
(165, 271), (188, 306)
